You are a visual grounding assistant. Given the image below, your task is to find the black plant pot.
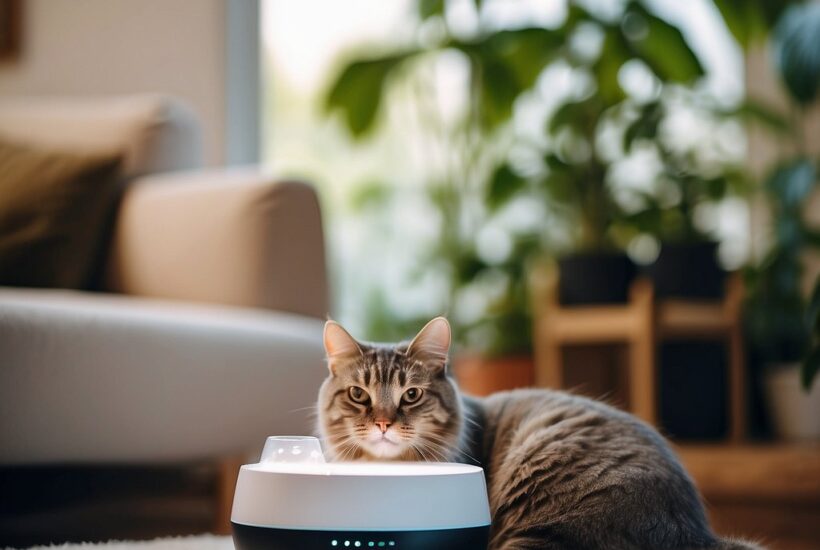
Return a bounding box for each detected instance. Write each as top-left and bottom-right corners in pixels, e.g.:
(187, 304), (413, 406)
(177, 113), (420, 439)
(659, 341), (727, 440)
(558, 252), (636, 306)
(648, 241), (725, 299)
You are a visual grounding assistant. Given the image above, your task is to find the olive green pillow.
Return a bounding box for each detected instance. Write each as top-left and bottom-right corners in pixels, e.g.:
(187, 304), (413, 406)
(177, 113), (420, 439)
(0, 138), (122, 289)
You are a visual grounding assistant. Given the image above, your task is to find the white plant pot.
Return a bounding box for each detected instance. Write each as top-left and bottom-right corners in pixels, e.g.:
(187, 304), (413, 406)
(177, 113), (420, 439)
(763, 363), (820, 441)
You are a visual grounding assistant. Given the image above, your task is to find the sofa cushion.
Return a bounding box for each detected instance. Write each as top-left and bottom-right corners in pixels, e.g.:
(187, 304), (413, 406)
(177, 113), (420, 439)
(105, 170), (328, 318)
(0, 138), (122, 289)
(0, 95), (202, 177)
(0, 288), (325, 465)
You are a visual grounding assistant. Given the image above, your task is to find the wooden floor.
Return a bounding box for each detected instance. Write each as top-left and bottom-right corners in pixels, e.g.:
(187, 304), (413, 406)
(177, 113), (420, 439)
(2, 445), (818, 548)
(677, 443), (820, 549)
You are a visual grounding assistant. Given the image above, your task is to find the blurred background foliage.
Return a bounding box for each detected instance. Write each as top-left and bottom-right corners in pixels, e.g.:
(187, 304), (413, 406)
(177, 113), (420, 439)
(738, 1), (820, 389)
(323, 0), (764, 357)
(261, 0), (819, 376)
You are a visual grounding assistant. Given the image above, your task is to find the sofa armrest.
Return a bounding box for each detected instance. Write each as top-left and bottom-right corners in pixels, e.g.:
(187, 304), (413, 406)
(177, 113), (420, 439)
(0, 289), (326, 465)
(104, 168), (328, 318)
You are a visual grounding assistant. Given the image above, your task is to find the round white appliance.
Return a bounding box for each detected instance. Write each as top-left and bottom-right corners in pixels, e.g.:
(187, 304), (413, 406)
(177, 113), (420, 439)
(231, 436), (491, 549)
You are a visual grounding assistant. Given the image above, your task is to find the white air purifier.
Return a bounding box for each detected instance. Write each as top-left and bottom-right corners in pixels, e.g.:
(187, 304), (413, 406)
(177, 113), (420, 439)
(231, 436), (491, 549)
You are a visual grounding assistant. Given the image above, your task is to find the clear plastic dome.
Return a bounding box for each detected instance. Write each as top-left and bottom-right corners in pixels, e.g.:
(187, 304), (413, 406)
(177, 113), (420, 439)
(260, 436), (325, 464)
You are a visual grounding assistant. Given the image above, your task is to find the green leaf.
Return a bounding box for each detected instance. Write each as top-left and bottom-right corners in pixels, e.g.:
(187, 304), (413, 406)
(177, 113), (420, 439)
(565, 4), (602, 28)
(720, 99), (792, 134)
(622, 201), (663, 234)
(705, 177), (730, 200)
(548, 95), (600, 135)
(348, 181), (393, 212)
(592, 28), (630, 106)
(418, 0), (444, 20)
(477, 58), (521, 128)
(723, 168), (753, 196)
(772, 2), (820, 105)
(765, 159), (817, 208)
(712, 0), (775, 48)
(325, 52), (415, 136)
(454, 28), (563, 128)
(759, 1), (791, 31)
(807, 275), (820, 329)
(542, 154), (580, 203)
(624, 5), (704, 83)
(802, 346), (820, 390)
(805, 228), (820, 248)
(485, 28), (563, 88)
(623, 101), (663, 152)
(487, 164), (527, 210)
(454, 248), (486, 282)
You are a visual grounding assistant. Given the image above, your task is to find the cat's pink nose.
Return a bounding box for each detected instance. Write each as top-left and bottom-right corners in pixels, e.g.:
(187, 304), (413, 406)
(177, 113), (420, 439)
(375, 419), (391, 433)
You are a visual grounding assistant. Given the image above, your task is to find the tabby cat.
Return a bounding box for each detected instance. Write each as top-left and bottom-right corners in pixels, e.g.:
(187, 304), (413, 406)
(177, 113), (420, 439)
(317, 317), (759, 550)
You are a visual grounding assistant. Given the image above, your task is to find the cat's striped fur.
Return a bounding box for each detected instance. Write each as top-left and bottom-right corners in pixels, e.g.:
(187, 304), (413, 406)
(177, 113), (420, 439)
(318, 317), (761, 550)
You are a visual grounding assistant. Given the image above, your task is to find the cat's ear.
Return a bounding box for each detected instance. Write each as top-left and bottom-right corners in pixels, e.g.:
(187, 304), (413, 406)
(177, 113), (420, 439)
(324, 320), (362, 374)
(407, 316), (451, 372)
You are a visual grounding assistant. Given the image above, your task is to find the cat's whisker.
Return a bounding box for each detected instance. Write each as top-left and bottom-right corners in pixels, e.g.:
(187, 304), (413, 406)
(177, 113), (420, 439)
(421, 432), (459, 449)
(331, 435), (360, 449)
(453, 448), (480, 464)
(413, 440), (448, 462)
(289, 404), (319, 414)
(324, 434), (360, 458)
(423, 434), (472, 462)
(410, 443), (433, 463)
(462, 414), (482, 429)
(336, 441), (360, 462)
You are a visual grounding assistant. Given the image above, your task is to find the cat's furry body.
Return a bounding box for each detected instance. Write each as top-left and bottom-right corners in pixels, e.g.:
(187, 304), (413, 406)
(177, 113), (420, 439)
(461, 390), (757, 549)
(318, 318), (760, 550)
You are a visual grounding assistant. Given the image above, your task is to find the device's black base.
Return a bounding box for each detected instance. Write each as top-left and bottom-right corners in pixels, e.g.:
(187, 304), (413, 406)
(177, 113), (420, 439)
(232, 523), (489, 550)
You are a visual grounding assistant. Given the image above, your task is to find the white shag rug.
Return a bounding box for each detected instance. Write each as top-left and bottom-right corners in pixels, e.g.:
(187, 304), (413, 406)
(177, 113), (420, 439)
(17, 535), (233, 549)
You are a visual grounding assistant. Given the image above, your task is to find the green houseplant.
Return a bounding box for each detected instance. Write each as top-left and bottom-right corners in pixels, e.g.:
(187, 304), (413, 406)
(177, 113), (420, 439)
(619, 97), (750, 299)
(738, 1), (820, 438)
(805, 276), (820, 390)
(492, 2), (716, 305)
(323, 0), (729, 387)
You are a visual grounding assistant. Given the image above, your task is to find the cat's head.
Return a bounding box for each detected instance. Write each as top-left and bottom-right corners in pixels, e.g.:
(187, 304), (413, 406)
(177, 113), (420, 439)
(317, 317), (462, 462)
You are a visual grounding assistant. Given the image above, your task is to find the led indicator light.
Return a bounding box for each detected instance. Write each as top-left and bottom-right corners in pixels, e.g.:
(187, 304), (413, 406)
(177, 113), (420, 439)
(331, 542), (338, 547)
(354, 543), (361, 548)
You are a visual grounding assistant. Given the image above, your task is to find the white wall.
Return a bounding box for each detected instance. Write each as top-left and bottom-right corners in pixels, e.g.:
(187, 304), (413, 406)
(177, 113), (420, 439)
(0, 0), (259, 166)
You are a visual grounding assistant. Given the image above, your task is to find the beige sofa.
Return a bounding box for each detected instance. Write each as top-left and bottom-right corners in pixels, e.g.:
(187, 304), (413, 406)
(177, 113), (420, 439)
(0, 95), (329, 466)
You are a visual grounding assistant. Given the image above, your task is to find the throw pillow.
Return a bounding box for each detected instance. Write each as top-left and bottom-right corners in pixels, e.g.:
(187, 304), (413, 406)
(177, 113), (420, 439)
(0, 138), (122, 288)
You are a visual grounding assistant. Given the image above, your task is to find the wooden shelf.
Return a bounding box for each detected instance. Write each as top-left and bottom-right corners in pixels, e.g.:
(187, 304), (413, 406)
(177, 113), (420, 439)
(531, 269), (746, 439)
(657, 276), (744, 338)
(676, 443), (820, 503)
(675, 443), (820, 549)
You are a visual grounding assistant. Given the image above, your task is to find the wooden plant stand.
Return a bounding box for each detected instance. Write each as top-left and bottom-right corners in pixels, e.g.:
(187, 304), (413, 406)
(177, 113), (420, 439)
(531, 268), (746, 441)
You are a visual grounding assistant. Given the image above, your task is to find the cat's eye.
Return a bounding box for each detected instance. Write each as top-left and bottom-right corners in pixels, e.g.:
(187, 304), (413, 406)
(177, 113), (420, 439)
(348, 386), (369, 404)
(402, 387), (423, 403)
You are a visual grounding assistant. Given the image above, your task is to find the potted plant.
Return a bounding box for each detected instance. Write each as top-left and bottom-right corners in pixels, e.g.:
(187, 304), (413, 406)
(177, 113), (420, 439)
(543, 96), (637, 306)
(322, 0), (723, 391)
(617, 97), (750, 299)
(324, 1), (557, 392)
(742, 1), (820, 440)
(805, 278), (820, 391)
(747, 158), (820, 439)
(769, 275), (820, 439)
(537, 2), (710, 305)
(457, 0), (716, 306)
